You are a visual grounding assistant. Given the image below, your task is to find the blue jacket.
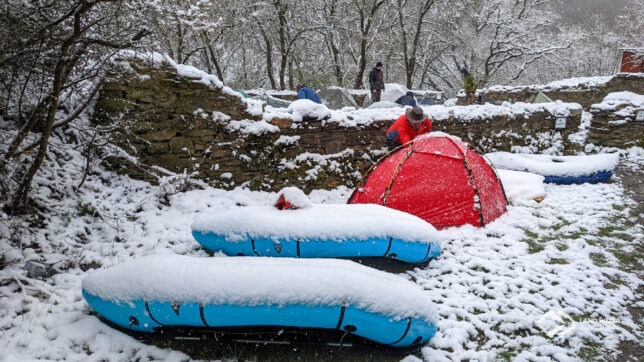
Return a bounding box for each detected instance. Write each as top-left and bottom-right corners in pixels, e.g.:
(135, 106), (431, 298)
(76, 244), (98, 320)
(395, 92), (417, 107)
(298, 87), (322, 104)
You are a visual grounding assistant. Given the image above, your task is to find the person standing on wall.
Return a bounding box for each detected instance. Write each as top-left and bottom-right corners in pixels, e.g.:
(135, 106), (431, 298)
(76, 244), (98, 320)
(369, 62), (385, 102)
(460, 68), (478, 105)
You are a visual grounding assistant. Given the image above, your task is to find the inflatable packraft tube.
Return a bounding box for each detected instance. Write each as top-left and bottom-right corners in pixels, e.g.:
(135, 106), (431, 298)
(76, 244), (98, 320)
(486, 152), (619, 184)
(191, 204), (441, 264)
(82, 255), (438, 347)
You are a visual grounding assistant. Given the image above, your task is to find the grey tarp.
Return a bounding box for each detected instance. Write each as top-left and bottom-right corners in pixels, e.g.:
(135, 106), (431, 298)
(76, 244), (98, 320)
(528, 90), (553, 103)
(318, 87), (359, 110)
(250, 94), (292, 108)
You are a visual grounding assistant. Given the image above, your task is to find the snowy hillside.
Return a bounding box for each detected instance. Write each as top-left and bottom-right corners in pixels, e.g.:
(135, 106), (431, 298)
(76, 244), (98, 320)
(2, 0), (643, 360)
(1, 114), (643, 360)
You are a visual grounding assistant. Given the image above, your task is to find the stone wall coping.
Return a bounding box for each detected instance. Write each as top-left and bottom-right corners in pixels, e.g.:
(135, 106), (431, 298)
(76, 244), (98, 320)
(262, 101), (583, 128)
(466, 73), (644, 97)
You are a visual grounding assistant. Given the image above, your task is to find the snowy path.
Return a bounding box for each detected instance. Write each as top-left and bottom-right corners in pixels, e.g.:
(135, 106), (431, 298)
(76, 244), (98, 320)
(1, 154), (642, 361)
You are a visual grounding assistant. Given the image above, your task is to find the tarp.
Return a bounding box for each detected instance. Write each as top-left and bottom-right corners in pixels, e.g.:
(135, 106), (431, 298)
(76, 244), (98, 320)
(417, 94), (444, 105)
(233, 89), (251, 98)
(528, 90), (553, 103)
(348, 135), (508, 229)
(318, 86), (359, 110)
(250, 94), (291, 108)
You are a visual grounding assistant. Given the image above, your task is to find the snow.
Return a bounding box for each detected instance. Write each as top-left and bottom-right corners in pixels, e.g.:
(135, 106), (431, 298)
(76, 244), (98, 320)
(379, 83), (410, 103)
(226, 119), (279, 135)
(486, 152), (619, 177)
(1, 90), (642, 360)
(367, 101), (402, 109)
(192, 203), (440, 244)
(262, 99), (582, 129)
(272, 186), (313, 208)
(347, 89), (371, 95)
(1, 150), (642, 360)
(246, 88), (298, 97)
(568, 111), (593, 146)
(273, 135), (300, 146)
(287, 99), (331, 120)
(82, 254), (438, 323)
(591, 91), (644, 111)
(496, 169), (546, 202)
(112, 51), (264, 117)
(480, 75), (614, 94)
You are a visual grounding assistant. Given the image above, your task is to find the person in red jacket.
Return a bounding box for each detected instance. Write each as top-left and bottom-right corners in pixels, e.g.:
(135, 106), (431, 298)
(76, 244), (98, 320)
(386, 106), (432, 151)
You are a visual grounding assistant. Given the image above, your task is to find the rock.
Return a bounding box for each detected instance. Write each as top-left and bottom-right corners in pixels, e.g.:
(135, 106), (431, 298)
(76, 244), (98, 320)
(142, 130), (176, 142)
(271, 117), (293, 128)
(169, 137), (194, 154)
(146, 142), (170, 154)
(24, 261), (56, 280)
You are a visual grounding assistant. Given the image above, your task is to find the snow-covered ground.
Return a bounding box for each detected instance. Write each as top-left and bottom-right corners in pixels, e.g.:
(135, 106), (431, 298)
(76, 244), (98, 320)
(1, 124), (642, 361)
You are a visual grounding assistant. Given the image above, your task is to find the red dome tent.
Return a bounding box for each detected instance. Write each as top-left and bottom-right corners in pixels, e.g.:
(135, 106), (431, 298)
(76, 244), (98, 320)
(348, 135), (507, 229)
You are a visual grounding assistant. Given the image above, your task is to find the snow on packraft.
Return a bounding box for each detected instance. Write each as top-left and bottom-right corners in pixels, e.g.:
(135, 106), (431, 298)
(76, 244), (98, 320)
(192, 187), (441, 264)
(81, 255), (438, 347)
(496, 169), (546, 203)
(486, 152), (619, 184)
(349, 134), (508, 229)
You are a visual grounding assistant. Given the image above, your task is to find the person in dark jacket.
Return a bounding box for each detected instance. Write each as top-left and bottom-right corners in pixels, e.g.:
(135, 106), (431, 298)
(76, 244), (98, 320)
(394, 91), (417, 107)
(369, 62), (385, 102)
(297, 83), (322, 104)
(386, 106), (432, 151)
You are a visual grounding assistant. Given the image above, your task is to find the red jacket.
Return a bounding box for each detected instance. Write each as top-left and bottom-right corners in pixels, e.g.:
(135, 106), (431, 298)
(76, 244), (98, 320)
(386, 115), (432, 148)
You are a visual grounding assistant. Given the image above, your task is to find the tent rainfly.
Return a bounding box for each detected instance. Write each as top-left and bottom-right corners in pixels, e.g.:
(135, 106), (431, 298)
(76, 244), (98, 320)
(318, 87), (359, 110)
(348, 135), (508, 229)
(528, 90), (553, 104)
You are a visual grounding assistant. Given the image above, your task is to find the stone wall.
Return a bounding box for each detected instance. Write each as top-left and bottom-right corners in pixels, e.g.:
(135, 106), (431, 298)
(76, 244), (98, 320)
(588, 107), (644, 149)
(93, 58), (585, 192)
(458, 73), (644, 109)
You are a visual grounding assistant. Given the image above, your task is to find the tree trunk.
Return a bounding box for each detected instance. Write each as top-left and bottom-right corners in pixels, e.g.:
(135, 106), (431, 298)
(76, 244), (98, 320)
(277, 0), (288, 90)
(279, 53), (287, 90)
(259, 28), (277, 89)
(353, 0), (384, 89)
(204, 37), (225, 83)
(12, 61), (66, 212)
(354, 36), (368, 89)
(288, 58), (294, 89)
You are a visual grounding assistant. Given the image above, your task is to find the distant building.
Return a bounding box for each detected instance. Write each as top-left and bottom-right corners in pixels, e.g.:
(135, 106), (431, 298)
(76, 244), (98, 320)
(618, 48), (644, 73)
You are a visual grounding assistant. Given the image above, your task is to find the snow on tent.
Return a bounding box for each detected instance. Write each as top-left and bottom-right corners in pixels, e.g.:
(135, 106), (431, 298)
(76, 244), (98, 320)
(82, 254), (438, 347)
(318, 86), (359, 110)
(348, 134), (508, 229)
(363, 83), (409, 107)
(367, 101), (402, 109)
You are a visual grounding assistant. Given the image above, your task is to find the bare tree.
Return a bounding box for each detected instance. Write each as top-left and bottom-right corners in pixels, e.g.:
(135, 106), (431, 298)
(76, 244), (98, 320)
(0, 0), (148, 213)
(350, 0), (389, 89)
(395, 0), (435, 88)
